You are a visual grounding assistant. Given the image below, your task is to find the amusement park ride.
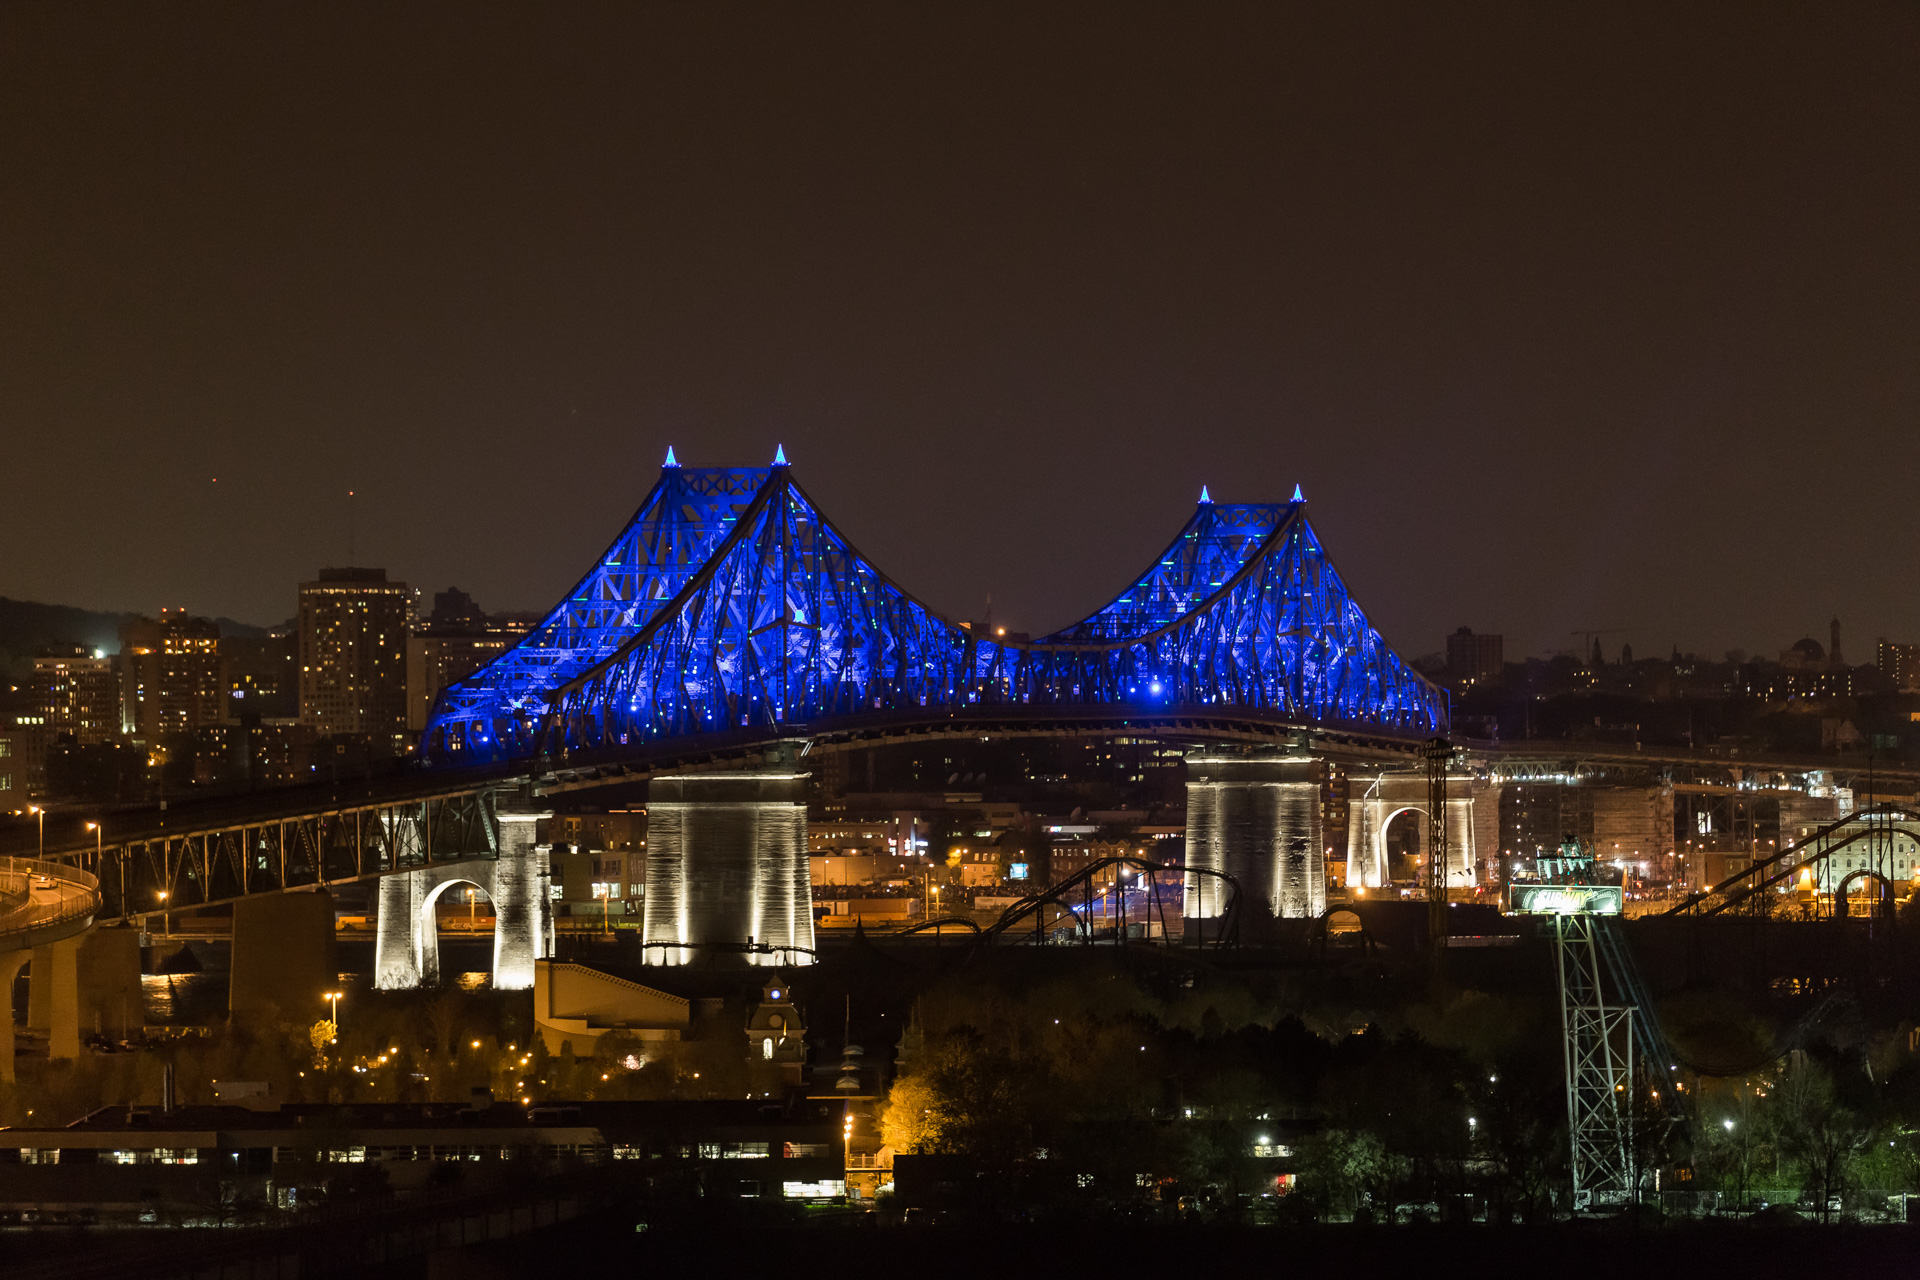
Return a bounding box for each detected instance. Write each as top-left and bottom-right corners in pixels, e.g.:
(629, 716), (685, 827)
(1509, 840), (1680, 1210)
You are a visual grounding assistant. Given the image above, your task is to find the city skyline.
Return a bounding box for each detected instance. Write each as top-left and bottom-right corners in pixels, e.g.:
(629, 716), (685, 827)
(1, 7), (1915, 661)
(0, 504), (1897, 671)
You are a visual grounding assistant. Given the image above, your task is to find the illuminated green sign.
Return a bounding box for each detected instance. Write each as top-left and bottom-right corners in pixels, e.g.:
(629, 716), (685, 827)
(1507, 884), (1623, 916)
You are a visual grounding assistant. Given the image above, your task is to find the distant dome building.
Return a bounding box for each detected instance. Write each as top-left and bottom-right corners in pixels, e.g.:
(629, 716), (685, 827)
(1782, 636), (1826, 670)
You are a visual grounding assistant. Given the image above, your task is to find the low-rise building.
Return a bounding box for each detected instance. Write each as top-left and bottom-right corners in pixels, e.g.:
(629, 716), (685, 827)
(0, 1098), (844, 1223)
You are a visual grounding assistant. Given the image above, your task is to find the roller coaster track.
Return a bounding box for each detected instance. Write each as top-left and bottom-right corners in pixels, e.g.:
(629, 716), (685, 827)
(1663, 801), (1920, 918)
(878, 857), (1241, 949)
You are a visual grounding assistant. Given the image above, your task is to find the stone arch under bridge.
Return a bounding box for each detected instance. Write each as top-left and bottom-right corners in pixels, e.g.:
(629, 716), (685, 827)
(1344, 770), (1500, 890)
(374, 811), (553, 991)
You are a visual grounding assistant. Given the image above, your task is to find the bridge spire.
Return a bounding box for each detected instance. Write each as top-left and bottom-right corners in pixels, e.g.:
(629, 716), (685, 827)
(1292, 483), (1304, 502)
(664, 445), (679, 468)
(1199, 484), (1212, 504)
(772, 444), (788, 467)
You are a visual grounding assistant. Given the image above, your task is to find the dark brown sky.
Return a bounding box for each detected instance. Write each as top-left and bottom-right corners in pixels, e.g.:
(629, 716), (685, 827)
(2, 4), (1915, 662)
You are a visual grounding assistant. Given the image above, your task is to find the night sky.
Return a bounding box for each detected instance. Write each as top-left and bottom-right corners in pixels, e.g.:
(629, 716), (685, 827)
(2, 5), (1914, 663)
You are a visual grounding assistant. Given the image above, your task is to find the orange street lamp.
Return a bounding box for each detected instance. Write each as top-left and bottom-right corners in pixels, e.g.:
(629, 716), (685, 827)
(28, 805), (43, 860)
(324, 990), (343, 1032)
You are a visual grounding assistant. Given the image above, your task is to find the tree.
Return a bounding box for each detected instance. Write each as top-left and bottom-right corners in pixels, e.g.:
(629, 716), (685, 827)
(424, 989), (462, 1060)
(880, 1071), (946, 1154)
(1776, 1063), (1877, 1223)
(1296, 1129), (1390, 1220)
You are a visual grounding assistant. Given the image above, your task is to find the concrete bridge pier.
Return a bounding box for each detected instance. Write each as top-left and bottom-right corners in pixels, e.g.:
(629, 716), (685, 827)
(641, 768), (814, 967)
(1344, 770), (1495, 890)
(373, 808), (553, 991)
(1183, 750), (1325, 934)
(230, 892), (338, 1025)
(0, 949), (27, 1081)
(21, 927), (143, 1061)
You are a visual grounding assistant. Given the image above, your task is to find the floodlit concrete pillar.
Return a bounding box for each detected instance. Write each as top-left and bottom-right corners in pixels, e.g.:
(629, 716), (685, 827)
(1, 949), (30, 1082)
(378, 860), (511, 991)
(492, 811), (551, 990)
(1343, 769), (1479, 890)
(230, 891), (337, 1025)
(374, 870), (431, 990)
(642, 769), (813, 967)
(1184, 750), (1324, 932)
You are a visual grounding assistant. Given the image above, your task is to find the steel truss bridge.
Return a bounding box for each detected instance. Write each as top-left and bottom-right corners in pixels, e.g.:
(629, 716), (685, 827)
(421, 452), (1447, 765)
(27, 452), (1447, 926)
(71, 780), (505, 924)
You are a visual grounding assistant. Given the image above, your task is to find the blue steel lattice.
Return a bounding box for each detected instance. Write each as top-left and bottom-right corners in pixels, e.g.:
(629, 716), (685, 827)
(422, 463), (764, 759)
(422, 459), (1446, 760)
(1035, 499), (1289, 644)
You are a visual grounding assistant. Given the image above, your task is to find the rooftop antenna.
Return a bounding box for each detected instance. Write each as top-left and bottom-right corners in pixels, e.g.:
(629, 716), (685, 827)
(347, 489), (356, 566)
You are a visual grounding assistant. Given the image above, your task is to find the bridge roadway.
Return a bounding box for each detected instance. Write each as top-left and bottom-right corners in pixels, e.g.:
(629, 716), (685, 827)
(4, 701), (1911, 925)
(0, 856), (102, 1079)
(0, 704), (1438, 917)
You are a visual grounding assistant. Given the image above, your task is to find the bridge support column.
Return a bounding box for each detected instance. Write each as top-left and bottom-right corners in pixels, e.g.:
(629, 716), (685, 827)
(25, 937), (83, 1059)
(25, 928), (139, 1058)
(230, 891), (337, 1025)
(75, 926), (142, 1043)
(375, 855), (538, 991)
(492, 811), (552, 990)
(374, 871), (433, 990)
(1184, 750), (1324, 935)
(2, 949), (30, 1080)
(641, 769), (813, 967)
(1344, 770), (1481, 890)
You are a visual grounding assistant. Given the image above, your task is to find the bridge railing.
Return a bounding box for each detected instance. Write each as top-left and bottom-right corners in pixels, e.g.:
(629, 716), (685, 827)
(0, 857), (102, 951)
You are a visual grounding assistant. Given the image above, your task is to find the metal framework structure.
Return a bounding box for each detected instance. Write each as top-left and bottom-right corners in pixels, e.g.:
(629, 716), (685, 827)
(1666, 801), (1920, 919)
(1553, 912), (1637, 1210)
(882, 855), (1243, 949)
(423, 456), (1445, 761)
(83, 789), (499, 923)
(1425, 736), (1451, 947)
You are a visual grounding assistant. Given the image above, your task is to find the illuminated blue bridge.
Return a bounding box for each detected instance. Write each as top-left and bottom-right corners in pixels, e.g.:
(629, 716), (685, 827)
(422, 449), (1446, 765)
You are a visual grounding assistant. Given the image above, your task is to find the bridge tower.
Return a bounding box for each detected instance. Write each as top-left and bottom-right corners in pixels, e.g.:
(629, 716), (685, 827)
(1183, 748), (1324, 933)
(641, 766), (815, 967)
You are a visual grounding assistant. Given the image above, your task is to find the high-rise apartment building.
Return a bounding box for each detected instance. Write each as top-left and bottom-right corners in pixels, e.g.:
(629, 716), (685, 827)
(30, 645), (121, 744)
(219, 633), (300, 720)
(119, 610), (223, 738)
(299, 567), (411, 745)
(1446, 626), (1504, 687)
(1880, 639), (1920, 691)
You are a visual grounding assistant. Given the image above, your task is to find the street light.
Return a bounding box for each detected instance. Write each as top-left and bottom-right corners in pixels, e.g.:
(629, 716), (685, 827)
(28, 806), (42, 860)
(324, 991), (343, 1040)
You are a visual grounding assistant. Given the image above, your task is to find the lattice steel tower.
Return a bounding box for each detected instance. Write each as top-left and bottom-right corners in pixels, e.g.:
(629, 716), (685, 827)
(1510, 845), (1639, 1210)
(1552, 911), (1636, 1208)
